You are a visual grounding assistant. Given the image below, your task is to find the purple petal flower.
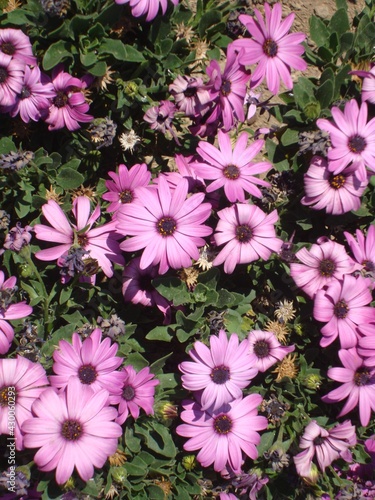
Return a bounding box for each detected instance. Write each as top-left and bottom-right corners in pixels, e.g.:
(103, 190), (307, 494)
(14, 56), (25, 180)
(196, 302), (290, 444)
(344, 225), (375, 283)
(247, 330), (294, 372)
(114, 0), (179, 22)
(0, 53), (24, 107)
(0, 28), (36, 65)
(169, 75), (211, 116)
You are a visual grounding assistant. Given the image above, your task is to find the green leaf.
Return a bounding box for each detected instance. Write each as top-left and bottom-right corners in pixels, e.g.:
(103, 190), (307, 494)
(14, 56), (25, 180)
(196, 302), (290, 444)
(329, 9), (350, 37)
(198, 10), (222, 38)
(280, 129), (299, 147)
(257, 430), (276, 456)
(0, 137), (16, 154)
(42, 40), (74, 71)
(150, 353), (172, 374)
(56, 167), (84, 190)
(86, 61), (107, 76)
(146, 326), (176, 342)
(138, 421), (177, 458)
(100, 38), (127, 60)
(123, 45), (146, 62)
(309, 16), (330, 47)
(335, 0), (347, 10)
(315, 79), (334, 110)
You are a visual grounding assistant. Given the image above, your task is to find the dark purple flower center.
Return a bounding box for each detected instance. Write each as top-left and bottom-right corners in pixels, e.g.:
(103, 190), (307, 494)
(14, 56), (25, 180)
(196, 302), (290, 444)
(54, 91), (69, 108)
(236, 224), (253, 243)
(223, 164), (240, 180)
(61, 419), (83, 441)
(221, 79), (232, 96)
(253, 340), (270, 358)
(263, 39), (278, 57)
(362, 259), (375, 272)
(184, 87), (197, 98)
(354, 368), (372, 386)
(313, 436), (325, 446)
(122, 385), (135, 401)
(78, 364), (97, 384)
(0, 42), (15, 56)
(157, 113), (167, 124)
(20, 86), (31, 99)
(157, 216), (177, 236)
(348, 135), (366, 153)
(0, 386), (14, 407)
(120, 189), (133, 204)
(334, 299), (349, 319)
(138, 273), (153, 291)
(210, 365), (230, 384)
(214, 414), (232, 434)
(329, 174), (346, 190)
(319, 258), (336, 277)
(0, 68), (8, 84)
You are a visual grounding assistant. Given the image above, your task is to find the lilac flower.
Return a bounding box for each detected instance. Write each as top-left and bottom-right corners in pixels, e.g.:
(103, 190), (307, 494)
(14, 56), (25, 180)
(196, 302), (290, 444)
(313, 274), (375, 348)
(357, 331), (375, 367)
(117, 176), (212, 275)
(0, 28), (36, 65)
(290, 238), (361, 299)
(102, 163), (151, 214)
(192, 130), (271, 203)
(169, 75), (211, 116)
(232, 3), (307, 94)
(213, 203), (282, 274)
(0, 53), (24, 107)
(232, 471), (269, 500)
(247, 330), (295, 372)
(321, 348), (375, 427)
(143, 100), (179, 143)
(317, 99), (375, 182)
(179, 329), (258, 411)
(114, 0), (179, 22)
(176, 394), (268, 473)
(45, 65), (93, 131)
(3, 223), (32, 251)
(344, 225), (375, 280)
(301, 156), (368, 215)
(294, 420), (356, 480)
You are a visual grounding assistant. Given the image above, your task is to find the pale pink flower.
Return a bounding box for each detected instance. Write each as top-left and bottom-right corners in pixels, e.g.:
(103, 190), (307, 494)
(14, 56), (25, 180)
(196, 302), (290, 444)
(294, 420), (356, 480)
(0, 271), (32, 354)
(176, 394), (268, 473)
(192, 130), (271, 203)
(357, 329), (375, 367)
(344, 225), (375, 280)
(22, 377), (122, 484)
(111, 365), (159, 424)
(290, 238), (361, 299)
(0, 29), (36, 65)
(0, 53), (24, 107)
(179, 329), (258, 411)
(169, 75), (211, 116)
(317, 99), (375, 182)
(301, 156), (368, 215)
(0, 357), (49, 450)
(321, 348), (375, 427)
(213, 203), (282, 274)
(350, 65), (375, 104)
(114, 0), (179, 22)
(313, 274), (375, 348)
(247, 330), (295, 372)
(232, 3), (307, 94)
(117, 176), (212, 275)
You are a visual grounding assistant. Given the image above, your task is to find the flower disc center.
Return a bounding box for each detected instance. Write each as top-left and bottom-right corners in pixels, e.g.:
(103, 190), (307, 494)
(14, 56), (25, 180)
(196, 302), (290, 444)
(214, 414), (232, 434)
(0, 386), (14, 407)
(0, 68), (8, 84)
(120, 189), (133, 204)
(157, 217), (177, 236)
(319, 258), (336, 277)
(329, 174), (346, 190)
(221, 79), (232, 96)
(348, 135), (366, 153)
(354, 368), (371, 386)
(254, 340), (270, 358)
(210, 365), (230, 384)
(236, 224), (253, 243)
(61, 419), (83, 441)
(0, 43), (15, 56)
(334, 299), (349, 319)
(20, 86), (31, 99)
(78, 364), (97, 384)
(263, 39), (278, 57)
(122, 385), (135, 401)
(223, 164), (240, 180)
(54, 91), (69, 108)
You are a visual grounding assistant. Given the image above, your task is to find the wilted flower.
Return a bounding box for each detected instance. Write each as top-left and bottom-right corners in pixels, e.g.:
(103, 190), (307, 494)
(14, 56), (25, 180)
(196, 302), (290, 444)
(272, 353), (298, 382)
(143, 100), (178, 142)
(274, 299), (296, 322)
(96, 314), (126, 340)
(0, 150), (34, 170)
(87, 117), (117, 149)
(3, 223), (32, 251)
(118, 129), (141, 152)
(40, 0), (71, 17)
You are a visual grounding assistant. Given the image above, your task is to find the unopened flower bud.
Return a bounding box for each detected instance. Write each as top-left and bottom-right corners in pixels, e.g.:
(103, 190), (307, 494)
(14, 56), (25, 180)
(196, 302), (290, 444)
(182, 455), (197, 471)
(303, 373), (322, 390)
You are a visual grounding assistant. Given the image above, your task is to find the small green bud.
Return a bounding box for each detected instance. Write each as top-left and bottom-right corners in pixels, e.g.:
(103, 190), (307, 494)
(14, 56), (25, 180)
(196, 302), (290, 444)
(111, 466), (127, 485)
(124, 81), (138, 97)
(294, 324), (303, 336)
(18, 263), (34, 278)
(182, 455), (197, 471)
(303, 373), (322, 390)
(303, 101), (321, 120)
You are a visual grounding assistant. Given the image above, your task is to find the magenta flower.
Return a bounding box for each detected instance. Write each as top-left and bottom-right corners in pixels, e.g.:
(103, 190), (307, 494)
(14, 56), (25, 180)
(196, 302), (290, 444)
(0, 28), (36, 65)
(232, 3), (307, 94)
(344, 225), (375, 279)
(357, 331), (375, 367)
(294, 420), (356, 480)
(290, 238), (361, 299)
(179, 330), (258, 411)
(0, 271), (32, 354)
(50, 328), (124, 400)
(205, 44), (251, 131)
(313, 274), (375, 348)
(322, 348), (375, 427)
(0, 53), (24, 107)
(0, 357), (49, 450)
(111, 365), (159, 425)
(114, 0), (179, 22)
(176, 394), (268, 473)
(192, 130), (271, 203)
(317, 99), (375, 182)
(34, 197), (124, 280)
(213, 204), (282, 274)
(301, 156), (368, 215)
(117, 176), (212, 275)
(169, 75), (211, 117)
(103, 163), (151, 214)
(351, 65), (375, 105)
(45, 65), (93, 131)
(247, 330), (295, 372)
(122, 257), (172, 324)
(22, 377), (122, 484)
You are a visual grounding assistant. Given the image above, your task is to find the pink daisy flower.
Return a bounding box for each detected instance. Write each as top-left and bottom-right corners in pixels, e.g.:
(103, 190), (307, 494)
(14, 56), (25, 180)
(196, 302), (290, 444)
(179, 329), (258, 412)
(232, 3), (307, 94)
(45, 65), (93, 131)
(122, 257), (172, 325)
(0, 270), (32, 354)
(0, 357), (49, 450)
(0, 53), (24, 107)
(103, 163), (151, 214)
(294, 420), (356, 480)
(313, 274), (375, 348)
(350, 65), (375, 104)
(317, 99), (375, 182)
(169, 75), (211, 117)
(176, 394), (268, 473)
(114, 0), (179, 22)
(344, 225), (375, 279)
(357, 331), (375, 367)
(111, 365), (159, 425)
(192, 130), (271, 203)
(143, 100), (178, 141)
(247, 330), (295, 372)
(0, 29), (36, 65)
(290, 238), (361, 299)
(22, 377), (122, 484)
(34, 196), (124, 280)
(213, 203), (282, 274)
(117, 176), (212, 275)
(321, 348), (375, 427)
(301, 156), (368, 215)
(50, 328), (124, 400)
